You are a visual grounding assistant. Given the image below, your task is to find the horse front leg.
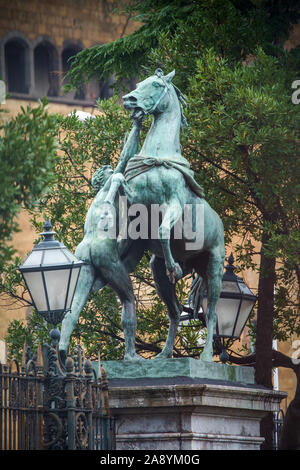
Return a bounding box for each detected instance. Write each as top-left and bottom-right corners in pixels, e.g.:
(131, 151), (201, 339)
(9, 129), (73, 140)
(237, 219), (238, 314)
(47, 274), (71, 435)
(158, 199), (183, 284)
(200, 247), (224, 362)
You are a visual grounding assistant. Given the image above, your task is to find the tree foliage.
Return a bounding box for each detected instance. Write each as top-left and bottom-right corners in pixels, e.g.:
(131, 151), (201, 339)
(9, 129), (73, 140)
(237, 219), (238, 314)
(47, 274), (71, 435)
(184, 48), (300, 338)
(0, 99), (58, 269)
(64, 0), (300, 90)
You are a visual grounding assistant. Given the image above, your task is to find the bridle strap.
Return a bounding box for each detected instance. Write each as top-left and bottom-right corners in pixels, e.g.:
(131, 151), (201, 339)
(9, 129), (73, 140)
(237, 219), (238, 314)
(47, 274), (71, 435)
(145, 79), (169, 115)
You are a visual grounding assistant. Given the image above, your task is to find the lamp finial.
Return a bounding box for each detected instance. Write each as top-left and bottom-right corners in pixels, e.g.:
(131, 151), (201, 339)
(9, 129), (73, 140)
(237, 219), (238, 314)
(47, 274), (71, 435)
(43, 218), (52, 232)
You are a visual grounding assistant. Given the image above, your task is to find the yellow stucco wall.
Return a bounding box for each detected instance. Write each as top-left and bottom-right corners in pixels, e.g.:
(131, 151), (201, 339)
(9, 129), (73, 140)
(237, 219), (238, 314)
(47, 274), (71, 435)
(0, 0), (135, 48)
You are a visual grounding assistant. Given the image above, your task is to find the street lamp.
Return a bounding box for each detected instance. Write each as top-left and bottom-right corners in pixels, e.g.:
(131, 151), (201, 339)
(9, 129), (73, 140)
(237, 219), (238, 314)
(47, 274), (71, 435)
(181, 253), (257, 362)
(18, 219), (85, 346)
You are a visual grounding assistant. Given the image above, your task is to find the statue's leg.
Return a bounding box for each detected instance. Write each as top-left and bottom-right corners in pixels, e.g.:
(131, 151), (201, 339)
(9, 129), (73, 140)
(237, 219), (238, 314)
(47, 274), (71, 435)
(104, 173), (124, 205)
(158, 199), (183, 283)
(150, 255), (182, 359)
(200, 246), (224, 362)
(101, 262), (140, 361)
(59, 263), (96, 355)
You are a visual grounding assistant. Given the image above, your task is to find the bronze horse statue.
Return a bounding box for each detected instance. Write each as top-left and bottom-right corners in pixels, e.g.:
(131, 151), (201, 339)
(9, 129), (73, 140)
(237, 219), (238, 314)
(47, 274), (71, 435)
(59, 69), (225, 362)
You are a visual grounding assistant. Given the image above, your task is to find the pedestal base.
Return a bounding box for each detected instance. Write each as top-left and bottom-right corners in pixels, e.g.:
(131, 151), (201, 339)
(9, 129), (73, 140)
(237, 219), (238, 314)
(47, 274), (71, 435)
(101, 359), (286, 450)
(101, 357), (255, 384)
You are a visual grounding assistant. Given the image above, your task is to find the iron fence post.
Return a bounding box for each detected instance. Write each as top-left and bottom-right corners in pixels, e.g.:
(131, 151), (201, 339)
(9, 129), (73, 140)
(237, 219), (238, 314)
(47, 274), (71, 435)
(65, 356), (76, 450)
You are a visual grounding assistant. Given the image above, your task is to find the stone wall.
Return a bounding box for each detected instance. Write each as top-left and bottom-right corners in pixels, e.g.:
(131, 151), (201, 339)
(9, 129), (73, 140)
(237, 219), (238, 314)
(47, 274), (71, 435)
(0, 0), (134, 47)
(0, 0), (137, 103)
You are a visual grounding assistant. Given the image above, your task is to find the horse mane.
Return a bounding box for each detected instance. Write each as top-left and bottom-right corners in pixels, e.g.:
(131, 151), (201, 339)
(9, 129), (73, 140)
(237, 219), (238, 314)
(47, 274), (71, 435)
(173, 84), (188, 128)
(155, 68), (188, 129)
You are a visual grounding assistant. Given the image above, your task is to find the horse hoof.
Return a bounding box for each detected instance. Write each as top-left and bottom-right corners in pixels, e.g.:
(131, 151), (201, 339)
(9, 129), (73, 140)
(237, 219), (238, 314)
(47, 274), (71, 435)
(200, 351), (213, 362)
(166, 263), (183, 284)
(154, 351), (172, 360)
(124, 353), (143, 361)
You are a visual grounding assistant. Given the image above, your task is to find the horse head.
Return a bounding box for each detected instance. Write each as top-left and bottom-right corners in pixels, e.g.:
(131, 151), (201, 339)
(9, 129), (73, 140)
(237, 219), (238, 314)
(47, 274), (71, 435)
(122, 69), (178, 117)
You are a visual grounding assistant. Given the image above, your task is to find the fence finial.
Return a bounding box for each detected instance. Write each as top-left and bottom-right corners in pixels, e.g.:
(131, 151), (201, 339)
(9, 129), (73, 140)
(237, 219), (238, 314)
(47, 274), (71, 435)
(21, 341), (27, 367)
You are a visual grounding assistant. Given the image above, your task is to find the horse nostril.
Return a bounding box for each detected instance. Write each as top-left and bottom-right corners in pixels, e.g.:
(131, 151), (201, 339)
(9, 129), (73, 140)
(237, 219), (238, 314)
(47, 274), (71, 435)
(127, 95), (137, 103)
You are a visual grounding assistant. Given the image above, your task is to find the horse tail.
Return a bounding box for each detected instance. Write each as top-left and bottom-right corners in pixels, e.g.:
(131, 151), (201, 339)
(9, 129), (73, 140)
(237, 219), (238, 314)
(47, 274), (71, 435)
(188, 273), (206, 314)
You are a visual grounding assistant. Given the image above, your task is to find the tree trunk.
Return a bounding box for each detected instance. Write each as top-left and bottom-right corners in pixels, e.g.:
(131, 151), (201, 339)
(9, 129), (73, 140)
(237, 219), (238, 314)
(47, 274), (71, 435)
(255, 232), (276, 450)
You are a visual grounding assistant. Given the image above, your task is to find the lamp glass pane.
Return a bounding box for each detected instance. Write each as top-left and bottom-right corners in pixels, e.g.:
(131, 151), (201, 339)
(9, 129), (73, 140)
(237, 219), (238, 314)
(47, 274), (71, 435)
(23, 271), (47, 311)
(222, 280), (240, 293)
(66, 267), (80, 309)
(63, 249), (81, 263)
(238, 281), (254, 296)
(22, 250), (43, 267)
(202, 297), (240, 337)
(43, 249), (69, 265)
(44, 269), (70, 311)
(215, 298), (241, 337)
(233, 298), (254, 338)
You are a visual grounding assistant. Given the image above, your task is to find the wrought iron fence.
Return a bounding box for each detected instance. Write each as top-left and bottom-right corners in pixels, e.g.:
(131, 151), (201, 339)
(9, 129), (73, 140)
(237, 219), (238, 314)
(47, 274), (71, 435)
(0, 344), (115, 450)
(273, 409), (285, 450)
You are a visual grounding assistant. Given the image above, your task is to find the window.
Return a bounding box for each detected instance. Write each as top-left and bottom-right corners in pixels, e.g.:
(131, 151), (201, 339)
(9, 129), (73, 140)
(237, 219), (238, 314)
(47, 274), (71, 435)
(98, 76), (114, 100)
(2, 33), (117, 104)
(4, 39), (28, 93)
(62, 46), (85, 100)
(34, 41), (59, 97)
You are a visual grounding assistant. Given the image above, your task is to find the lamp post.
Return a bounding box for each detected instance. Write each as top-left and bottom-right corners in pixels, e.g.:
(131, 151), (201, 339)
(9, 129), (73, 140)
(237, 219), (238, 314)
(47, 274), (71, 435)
(18, 219), (85, 347)
(16, 220), (114, 451)
(181, 253), (257, 362)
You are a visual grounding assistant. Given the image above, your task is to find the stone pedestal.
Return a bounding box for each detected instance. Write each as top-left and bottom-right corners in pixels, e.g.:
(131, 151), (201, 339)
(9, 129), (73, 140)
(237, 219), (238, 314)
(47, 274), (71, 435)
(100, 359), (286, 450)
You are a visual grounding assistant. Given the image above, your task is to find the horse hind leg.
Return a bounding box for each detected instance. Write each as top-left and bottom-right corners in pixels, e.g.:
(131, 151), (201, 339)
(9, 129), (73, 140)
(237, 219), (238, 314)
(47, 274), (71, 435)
(150, 255), (182, 358)
(158, 199), (183, 284)
(200, 247), (225, 362)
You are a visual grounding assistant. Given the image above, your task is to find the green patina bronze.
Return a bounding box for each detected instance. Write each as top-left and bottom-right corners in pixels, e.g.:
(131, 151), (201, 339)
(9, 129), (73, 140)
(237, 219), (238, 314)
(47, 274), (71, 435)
(95, 357), (255, 385)
(59, 69), (225, 364)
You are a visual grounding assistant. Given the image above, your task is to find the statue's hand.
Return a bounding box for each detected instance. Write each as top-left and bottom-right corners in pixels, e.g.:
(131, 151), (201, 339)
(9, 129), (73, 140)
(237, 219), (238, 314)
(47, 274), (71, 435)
(130, 108), (145, 127)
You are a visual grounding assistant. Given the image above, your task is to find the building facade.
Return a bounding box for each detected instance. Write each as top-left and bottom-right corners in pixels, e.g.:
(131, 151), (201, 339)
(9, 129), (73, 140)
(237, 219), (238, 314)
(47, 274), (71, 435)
(0, 0), (135, 106)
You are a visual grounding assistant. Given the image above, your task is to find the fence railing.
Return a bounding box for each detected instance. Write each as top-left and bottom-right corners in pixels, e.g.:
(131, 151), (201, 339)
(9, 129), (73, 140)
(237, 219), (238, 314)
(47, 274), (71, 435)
(0, 344), (115, 450)
(273, 409), (285, 450)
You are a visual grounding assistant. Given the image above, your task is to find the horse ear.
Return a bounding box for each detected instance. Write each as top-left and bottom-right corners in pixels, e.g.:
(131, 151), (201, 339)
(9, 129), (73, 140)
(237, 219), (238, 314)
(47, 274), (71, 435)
(165, 70), (175, 83)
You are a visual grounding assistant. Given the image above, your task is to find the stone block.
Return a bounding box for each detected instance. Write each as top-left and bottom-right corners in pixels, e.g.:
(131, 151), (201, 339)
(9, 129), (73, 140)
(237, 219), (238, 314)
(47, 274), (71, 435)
(107, 380), (286, 450)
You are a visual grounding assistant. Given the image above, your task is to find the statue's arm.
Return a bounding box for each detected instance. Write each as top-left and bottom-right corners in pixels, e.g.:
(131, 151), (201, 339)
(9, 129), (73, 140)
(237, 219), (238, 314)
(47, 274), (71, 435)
(114, 115), (143, 174)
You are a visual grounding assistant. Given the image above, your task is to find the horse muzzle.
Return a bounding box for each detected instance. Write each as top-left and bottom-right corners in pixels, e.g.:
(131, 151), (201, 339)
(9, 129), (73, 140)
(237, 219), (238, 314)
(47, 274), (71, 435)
(123, 97), (145, 121)
(122, 93), (138, 110)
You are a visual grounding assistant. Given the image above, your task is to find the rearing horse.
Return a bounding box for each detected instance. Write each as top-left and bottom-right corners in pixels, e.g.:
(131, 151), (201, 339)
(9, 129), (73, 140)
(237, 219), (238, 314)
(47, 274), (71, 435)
(59, 69), (225, 362)
(106, 69), (225, 361)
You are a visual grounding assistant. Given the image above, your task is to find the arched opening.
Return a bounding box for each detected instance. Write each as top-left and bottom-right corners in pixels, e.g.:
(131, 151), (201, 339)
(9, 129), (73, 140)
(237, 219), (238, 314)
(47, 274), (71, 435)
(4, 39), (28, 93)
(34, 41), (59, 97)
(62, 46), (85, 100)
(98, 75), (115, 100)
(84, 75), (114, 102)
